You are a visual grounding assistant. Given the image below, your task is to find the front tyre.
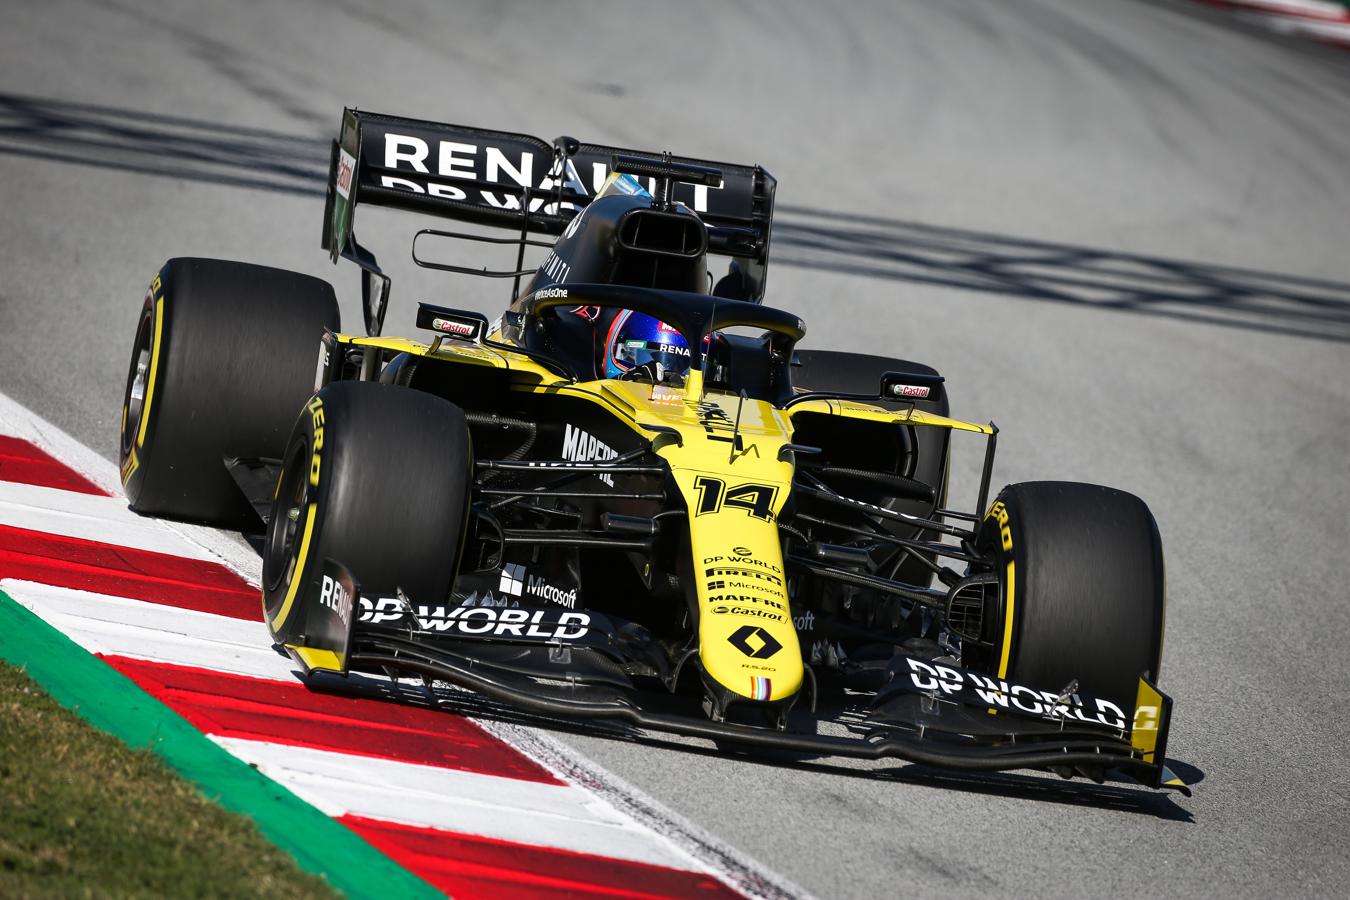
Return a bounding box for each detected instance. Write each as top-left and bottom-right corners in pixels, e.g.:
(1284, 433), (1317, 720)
(976, 481), (1165, 711)
(262, 382), (473, 644)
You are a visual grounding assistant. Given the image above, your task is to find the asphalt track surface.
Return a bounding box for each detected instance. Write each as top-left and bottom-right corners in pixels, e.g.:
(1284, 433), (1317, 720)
(2, 1), (1348, 896)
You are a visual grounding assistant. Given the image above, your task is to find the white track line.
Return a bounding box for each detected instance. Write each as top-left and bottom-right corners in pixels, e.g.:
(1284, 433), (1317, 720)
(213, 737), (700, 870)
(4, 580), (293, 680)
(1244, 12), (1350, 38)
(0, 388), (813, 900)
(476, 717), (810, 900)
(1228, 0), (1348, 19)
(0, 481), (217, 559)
(0, 394), (123, 496)
(0, 392), (263, 582)
(8, 579), (711, 871)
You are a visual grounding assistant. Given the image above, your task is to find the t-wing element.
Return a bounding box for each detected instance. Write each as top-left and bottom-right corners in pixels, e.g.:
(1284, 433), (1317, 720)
(610, 152), (723, 210)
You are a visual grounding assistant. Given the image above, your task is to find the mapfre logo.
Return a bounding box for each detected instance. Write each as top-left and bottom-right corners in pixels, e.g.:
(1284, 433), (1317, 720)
(562, 424), (618, 486)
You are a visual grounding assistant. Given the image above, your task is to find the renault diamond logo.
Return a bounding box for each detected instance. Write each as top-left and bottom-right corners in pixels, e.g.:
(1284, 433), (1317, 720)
(728, 625), (782, 659)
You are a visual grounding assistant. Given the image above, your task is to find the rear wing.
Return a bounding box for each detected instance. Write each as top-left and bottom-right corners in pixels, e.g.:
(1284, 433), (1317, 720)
(322, 109), (777, 329)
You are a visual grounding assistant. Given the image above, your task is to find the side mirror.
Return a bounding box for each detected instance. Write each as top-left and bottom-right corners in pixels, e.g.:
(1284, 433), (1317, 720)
(362, 267), (391, 337)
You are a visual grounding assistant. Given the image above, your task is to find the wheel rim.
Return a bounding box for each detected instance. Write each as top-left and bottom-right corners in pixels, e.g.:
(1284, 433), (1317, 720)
(120, 307), (153, 457)
(264, 438), (312, 602)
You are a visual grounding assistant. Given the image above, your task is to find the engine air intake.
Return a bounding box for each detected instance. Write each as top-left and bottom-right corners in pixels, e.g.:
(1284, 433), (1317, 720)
(617, 209), (708, 259)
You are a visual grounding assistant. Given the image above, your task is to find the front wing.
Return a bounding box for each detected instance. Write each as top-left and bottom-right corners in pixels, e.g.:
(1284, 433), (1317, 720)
(284, 560), (1188, 794)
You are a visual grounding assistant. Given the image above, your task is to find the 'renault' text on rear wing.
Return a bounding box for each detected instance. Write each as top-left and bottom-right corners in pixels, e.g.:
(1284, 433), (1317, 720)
(321, 108), (777, 334)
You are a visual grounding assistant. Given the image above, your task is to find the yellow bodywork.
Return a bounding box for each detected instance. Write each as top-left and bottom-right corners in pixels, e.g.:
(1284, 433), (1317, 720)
(286, 645), (343, 673)
(334, 331), (992, 703)
(1131, 676), (1167, 764)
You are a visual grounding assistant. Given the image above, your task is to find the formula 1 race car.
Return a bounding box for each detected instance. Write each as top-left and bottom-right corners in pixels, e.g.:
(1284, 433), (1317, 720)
(118, 109), (1186, 793)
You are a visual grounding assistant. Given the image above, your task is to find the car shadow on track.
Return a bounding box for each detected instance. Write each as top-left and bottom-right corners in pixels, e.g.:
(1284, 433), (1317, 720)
(307, 669), (1199, 823)
(602, 730), (1196, 823)
(3, 90), (1349, 345)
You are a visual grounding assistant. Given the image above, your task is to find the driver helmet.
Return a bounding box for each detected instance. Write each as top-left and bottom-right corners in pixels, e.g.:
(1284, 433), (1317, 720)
(604, 311), (692, 381)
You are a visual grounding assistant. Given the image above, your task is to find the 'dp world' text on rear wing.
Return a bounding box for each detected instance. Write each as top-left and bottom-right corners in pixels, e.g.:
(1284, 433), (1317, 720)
(321, 108), (777, 303)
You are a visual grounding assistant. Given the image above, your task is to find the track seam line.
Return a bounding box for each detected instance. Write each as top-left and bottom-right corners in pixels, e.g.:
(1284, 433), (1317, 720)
(472, 714), (816, 900)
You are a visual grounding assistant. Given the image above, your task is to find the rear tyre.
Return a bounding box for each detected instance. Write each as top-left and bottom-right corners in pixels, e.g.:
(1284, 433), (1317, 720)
(976, 481), (1165, 711)
(262, 382), (473, 644)
(791, 350), (950, 586)
(119, 258), (339, 528)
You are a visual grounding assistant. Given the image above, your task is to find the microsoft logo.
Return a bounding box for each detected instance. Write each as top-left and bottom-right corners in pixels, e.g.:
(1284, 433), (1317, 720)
(498, 563), (525, 597)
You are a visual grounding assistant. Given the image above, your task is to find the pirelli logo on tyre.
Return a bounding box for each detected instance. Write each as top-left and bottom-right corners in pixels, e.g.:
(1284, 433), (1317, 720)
(986, 500), (1012, 551)
(307, 396), (325, 486)
(119, 447), (138, 484)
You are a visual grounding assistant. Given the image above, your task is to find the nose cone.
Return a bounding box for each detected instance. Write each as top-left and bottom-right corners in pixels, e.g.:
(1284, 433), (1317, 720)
(692, 520), (803, 703)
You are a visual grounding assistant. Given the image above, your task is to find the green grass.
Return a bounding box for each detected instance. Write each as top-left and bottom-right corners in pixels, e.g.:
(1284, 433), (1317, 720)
(0, 660), (340, 899)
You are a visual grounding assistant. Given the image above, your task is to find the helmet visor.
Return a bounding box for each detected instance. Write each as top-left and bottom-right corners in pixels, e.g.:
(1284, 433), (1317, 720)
(608, 312), (692, 378)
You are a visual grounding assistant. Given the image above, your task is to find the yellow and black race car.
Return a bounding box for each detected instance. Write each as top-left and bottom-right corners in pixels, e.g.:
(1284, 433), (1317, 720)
(117, 109), (1186, 793)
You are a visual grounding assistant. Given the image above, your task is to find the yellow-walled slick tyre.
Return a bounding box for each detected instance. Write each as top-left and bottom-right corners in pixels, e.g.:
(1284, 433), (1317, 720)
(976, 481), (1166, 711)
(119, 258), (339, 529)
(261, 382), (472, 645)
